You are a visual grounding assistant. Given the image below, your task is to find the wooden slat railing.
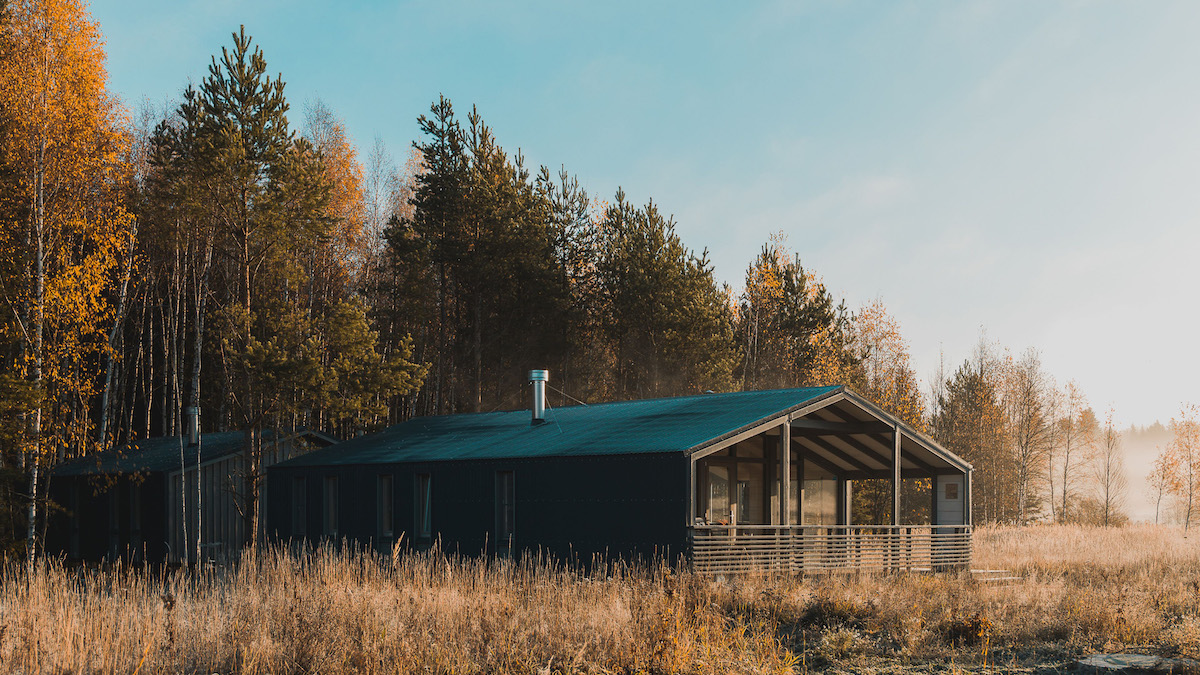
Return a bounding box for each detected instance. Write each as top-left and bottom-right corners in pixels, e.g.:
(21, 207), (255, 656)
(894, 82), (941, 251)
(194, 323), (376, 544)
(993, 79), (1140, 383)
(688, 524), (972, 574)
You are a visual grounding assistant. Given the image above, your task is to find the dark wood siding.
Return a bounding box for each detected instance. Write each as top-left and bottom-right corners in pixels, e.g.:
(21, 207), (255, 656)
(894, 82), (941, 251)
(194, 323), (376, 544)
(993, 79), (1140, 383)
(46, 473), (169, 563)
(267, 453), (688, 564)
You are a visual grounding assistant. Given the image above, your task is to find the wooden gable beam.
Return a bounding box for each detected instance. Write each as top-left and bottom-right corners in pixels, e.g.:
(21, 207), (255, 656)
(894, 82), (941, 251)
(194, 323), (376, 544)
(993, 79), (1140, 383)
(865, 432), (943, 474)
(798, 434), (884, 472)
(791, 418), (892, 435)
(795, 438), (859, 476)
(816, 406), (927, 471)
(825, 393), (974, 473)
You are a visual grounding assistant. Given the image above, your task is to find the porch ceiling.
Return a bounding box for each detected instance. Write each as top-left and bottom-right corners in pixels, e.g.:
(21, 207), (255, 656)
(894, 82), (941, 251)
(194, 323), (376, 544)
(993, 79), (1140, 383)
(789, 396), (967, 477)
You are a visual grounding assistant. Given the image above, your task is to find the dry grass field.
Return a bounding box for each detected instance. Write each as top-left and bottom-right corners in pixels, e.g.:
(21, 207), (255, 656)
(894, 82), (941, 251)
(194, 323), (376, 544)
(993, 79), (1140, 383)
(2, 524), (1199, 674)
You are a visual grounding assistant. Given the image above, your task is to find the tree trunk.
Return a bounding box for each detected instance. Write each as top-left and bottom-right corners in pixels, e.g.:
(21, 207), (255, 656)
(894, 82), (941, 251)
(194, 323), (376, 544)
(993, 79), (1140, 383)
(435, 259), (446, 415)
(473, 293), (482, 412)
(143, 306), (154, 440)
(97, 220), (138, 447)
(191, 240), (212, 563)
(27, 129), (46, 571)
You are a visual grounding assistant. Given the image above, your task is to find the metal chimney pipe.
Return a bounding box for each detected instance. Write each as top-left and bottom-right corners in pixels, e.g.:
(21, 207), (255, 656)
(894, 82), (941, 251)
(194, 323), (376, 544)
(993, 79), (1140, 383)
(529, 370), (549, 424)
(186, 406), (200, 446)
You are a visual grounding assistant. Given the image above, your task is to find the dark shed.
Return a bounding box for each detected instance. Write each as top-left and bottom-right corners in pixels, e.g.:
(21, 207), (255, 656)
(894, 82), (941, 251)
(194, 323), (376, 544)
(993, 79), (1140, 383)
(46, 430), (337, 563)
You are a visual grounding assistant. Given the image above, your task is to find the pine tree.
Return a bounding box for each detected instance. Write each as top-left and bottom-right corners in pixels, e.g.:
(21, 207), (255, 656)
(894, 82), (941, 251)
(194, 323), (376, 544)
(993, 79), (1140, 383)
(596, 190), (737, 398)
(736, 235), (842, 391)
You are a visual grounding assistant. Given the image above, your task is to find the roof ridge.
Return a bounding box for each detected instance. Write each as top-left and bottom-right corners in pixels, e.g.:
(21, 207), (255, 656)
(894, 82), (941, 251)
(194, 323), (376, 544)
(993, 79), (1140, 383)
(404, 384), (845, 420)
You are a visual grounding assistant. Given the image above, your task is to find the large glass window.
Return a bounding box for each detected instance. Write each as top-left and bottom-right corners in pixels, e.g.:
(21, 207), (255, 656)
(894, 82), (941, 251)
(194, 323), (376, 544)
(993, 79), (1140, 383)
(415, 473), (432, 540)
(802, 479), (838, 525)
(701, 439), (799, 526)
(737, 462), (764, 524)
(706, 465), (730, 524)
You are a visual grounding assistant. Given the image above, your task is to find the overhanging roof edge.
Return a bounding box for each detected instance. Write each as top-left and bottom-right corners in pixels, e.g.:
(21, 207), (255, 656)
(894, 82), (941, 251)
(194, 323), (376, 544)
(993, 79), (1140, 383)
(684, 385), (847, 457)
(837, 388), (974, 472)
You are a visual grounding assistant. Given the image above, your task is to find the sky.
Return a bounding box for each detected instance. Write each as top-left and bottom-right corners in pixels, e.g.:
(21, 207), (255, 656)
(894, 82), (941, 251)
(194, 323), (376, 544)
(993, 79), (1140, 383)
(89, 0), (1200, 431)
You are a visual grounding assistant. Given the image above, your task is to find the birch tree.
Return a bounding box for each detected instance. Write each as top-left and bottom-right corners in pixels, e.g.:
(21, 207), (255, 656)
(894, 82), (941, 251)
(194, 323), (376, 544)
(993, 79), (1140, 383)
(0, 0), (133, 566)
(1147, 445), (1178, 525)
(1055, 381), (1095, 522)
(1168, 404), (1200, 532)
(1093, 407), (1127, 527)
(1002, 348), (1053, 523)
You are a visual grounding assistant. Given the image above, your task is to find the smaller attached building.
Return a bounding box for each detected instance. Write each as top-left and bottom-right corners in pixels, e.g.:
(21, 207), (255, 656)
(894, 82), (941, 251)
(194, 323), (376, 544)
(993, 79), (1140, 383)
(268, 384), (973, 572)
(47, 429), (336, 563)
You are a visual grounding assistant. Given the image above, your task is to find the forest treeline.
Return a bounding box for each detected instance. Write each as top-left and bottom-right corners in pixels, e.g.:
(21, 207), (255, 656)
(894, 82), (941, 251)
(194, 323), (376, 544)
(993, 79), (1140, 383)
(0, 2), (1194, 560)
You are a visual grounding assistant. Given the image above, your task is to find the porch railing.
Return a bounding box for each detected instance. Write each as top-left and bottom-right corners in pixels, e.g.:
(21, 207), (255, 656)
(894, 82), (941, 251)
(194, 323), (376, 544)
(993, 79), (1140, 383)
(688, 524), (972, 574)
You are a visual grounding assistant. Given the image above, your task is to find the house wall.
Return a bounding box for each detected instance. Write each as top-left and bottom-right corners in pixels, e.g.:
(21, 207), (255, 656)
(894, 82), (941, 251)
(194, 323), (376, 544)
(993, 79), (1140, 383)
(166, 453), (247, 563)
(934, 473), (967, 526)
(267, 453), (689, 565)
(45, 473), (168, 563)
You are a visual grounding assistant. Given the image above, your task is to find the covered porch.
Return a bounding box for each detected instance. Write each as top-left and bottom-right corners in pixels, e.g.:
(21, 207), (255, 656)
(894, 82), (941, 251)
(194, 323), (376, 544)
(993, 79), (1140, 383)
(688, 390), (972, 573)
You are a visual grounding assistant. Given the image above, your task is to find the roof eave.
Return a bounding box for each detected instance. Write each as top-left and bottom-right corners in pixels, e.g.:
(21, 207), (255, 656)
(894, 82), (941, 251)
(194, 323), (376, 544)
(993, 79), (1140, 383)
(684, 385), (847, 457)
(836, 388), (974, 472)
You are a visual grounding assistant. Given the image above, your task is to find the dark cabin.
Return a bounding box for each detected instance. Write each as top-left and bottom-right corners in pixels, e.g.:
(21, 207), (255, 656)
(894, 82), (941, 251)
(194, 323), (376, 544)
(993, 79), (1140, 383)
(267, 375), (973, 573)
(46, 428), (337, 563)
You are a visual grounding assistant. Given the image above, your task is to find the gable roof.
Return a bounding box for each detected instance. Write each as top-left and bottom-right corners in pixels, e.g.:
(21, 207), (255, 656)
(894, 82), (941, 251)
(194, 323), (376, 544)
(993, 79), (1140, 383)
(53, 432), (249, 476)
(275, 386), (845, 467)
(54, 429), (340, 477)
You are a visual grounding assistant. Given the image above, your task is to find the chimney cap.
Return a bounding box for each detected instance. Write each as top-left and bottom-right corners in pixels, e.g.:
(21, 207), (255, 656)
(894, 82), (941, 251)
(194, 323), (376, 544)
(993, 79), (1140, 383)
(528, 369), (549, 382)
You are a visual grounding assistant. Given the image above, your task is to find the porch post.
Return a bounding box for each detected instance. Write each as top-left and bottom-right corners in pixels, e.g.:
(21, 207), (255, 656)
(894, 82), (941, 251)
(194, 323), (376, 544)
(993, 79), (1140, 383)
(688, 456), (696, 526)
(892, 425), (901, 527)
(779, 420), (791, 526)
(892, 425), (902, 570)
(966, 468), (973, 526)
(840, 479), (852, 525)
(930, 473), (939, 526)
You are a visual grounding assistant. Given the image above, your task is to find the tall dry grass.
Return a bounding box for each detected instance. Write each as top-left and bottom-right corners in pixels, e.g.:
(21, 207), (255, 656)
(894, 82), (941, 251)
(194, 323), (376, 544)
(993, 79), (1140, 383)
(1, 524), (1199, 673)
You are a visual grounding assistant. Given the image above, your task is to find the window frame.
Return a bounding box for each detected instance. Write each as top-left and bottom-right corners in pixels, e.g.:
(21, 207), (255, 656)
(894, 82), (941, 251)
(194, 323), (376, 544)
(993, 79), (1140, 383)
(378, 474), (394, 541)
(292, 476), (307, 537)
(323, 475), (339, 539)
(495, 470), (515, 553)
(415, 473), (432, 541)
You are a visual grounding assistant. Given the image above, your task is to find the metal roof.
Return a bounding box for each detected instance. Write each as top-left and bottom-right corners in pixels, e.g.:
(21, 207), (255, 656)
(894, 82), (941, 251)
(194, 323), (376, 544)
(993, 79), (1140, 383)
(53, 429), (340, 477)
(276, 386), (844, 468)
(53, 432), (248, 476)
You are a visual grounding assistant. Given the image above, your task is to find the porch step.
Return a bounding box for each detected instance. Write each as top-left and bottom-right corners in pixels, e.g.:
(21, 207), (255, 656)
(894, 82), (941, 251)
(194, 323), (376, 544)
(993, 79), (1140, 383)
(971, 568), (1021, 584)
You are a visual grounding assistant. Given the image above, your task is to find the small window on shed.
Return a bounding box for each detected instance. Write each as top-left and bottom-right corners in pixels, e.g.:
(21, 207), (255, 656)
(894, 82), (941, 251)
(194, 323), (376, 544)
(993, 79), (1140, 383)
(129, 483), (142, 552)
(108, 490), (119, 559)
(495, 471), (515, 550)
(415, 473), (432, 540)
(945, 482), (959, 500)
(323, 476), (339, 538)
(378, 474), (394, 540)
(292, 476), (306, 537)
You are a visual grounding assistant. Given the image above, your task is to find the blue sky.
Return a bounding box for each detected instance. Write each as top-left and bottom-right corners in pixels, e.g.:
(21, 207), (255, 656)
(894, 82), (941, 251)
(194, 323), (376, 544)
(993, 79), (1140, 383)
(91, 0), (1200, 431)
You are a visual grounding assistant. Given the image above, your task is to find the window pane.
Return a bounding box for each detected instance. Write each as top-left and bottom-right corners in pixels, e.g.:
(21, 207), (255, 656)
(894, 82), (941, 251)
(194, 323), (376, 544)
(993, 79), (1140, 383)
(416, 474), (431, 539)
(378, 474), (393, 539)
(496, 471), (515, 545)
(707, 465), (730, 524)
(324, 476), (338, 537)
(737, 462), (764, 524)
(802, 479), (838, 526)
(292, 477), (306, 537)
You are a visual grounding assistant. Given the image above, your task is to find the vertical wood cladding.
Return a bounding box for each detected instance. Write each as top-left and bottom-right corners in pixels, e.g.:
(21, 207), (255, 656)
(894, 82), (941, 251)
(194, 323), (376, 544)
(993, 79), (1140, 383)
(267, 453), (688, 564)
